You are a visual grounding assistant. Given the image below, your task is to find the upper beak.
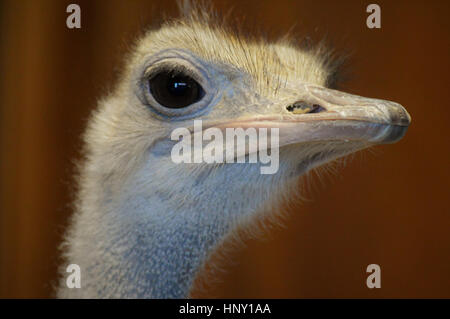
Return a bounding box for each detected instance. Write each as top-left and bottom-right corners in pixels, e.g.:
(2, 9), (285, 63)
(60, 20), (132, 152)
(209, 83), (411, 147)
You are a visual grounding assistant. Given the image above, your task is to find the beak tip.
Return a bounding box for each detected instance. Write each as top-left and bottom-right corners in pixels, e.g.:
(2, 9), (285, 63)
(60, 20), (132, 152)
(390, 101), (412, 127)
(380, 124), (410, 144)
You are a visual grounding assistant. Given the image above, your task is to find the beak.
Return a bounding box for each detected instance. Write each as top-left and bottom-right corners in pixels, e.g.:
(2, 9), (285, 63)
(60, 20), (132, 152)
(208, 84), (411, 148)
(182, 84), (411, 166)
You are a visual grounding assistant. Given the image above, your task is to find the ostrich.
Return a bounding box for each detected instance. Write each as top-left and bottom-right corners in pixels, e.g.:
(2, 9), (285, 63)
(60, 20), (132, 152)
(58, 4), (411, 298)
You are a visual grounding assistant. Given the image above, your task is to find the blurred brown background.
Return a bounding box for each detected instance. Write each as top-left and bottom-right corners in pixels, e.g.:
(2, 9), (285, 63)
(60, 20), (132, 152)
(0, 0), (449, 298)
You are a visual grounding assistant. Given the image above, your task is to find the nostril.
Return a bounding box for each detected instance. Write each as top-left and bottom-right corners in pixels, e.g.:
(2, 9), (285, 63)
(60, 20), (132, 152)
(286, 101), (326, 114)
(309, 104), (327, 113)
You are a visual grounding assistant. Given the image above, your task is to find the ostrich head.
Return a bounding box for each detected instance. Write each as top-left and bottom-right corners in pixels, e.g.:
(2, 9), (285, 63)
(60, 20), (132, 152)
(58, 5), (410, 298)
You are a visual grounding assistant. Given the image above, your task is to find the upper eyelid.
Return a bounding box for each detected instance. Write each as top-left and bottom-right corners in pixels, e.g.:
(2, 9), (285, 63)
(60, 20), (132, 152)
(143, 61), (204, 84)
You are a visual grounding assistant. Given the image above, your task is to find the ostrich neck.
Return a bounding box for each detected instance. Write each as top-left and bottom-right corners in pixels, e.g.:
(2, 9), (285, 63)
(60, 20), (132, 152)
(60, 158), (278, 298)
(125, 196), (228, 299)
(63, 191), (232, 298)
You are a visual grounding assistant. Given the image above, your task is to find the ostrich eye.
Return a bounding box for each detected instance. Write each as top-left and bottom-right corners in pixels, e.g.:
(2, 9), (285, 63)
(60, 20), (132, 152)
(149, 71), (205, 109)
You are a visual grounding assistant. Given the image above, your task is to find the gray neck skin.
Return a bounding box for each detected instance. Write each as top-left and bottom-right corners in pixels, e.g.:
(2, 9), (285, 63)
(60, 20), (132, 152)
(108, 195), (228, 298)
(65, 195), (230, 298)
(60, 160), (279, 298)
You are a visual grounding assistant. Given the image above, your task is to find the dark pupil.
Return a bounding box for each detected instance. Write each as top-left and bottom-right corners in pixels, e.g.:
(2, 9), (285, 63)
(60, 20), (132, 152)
(149, 71), (204, 109)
